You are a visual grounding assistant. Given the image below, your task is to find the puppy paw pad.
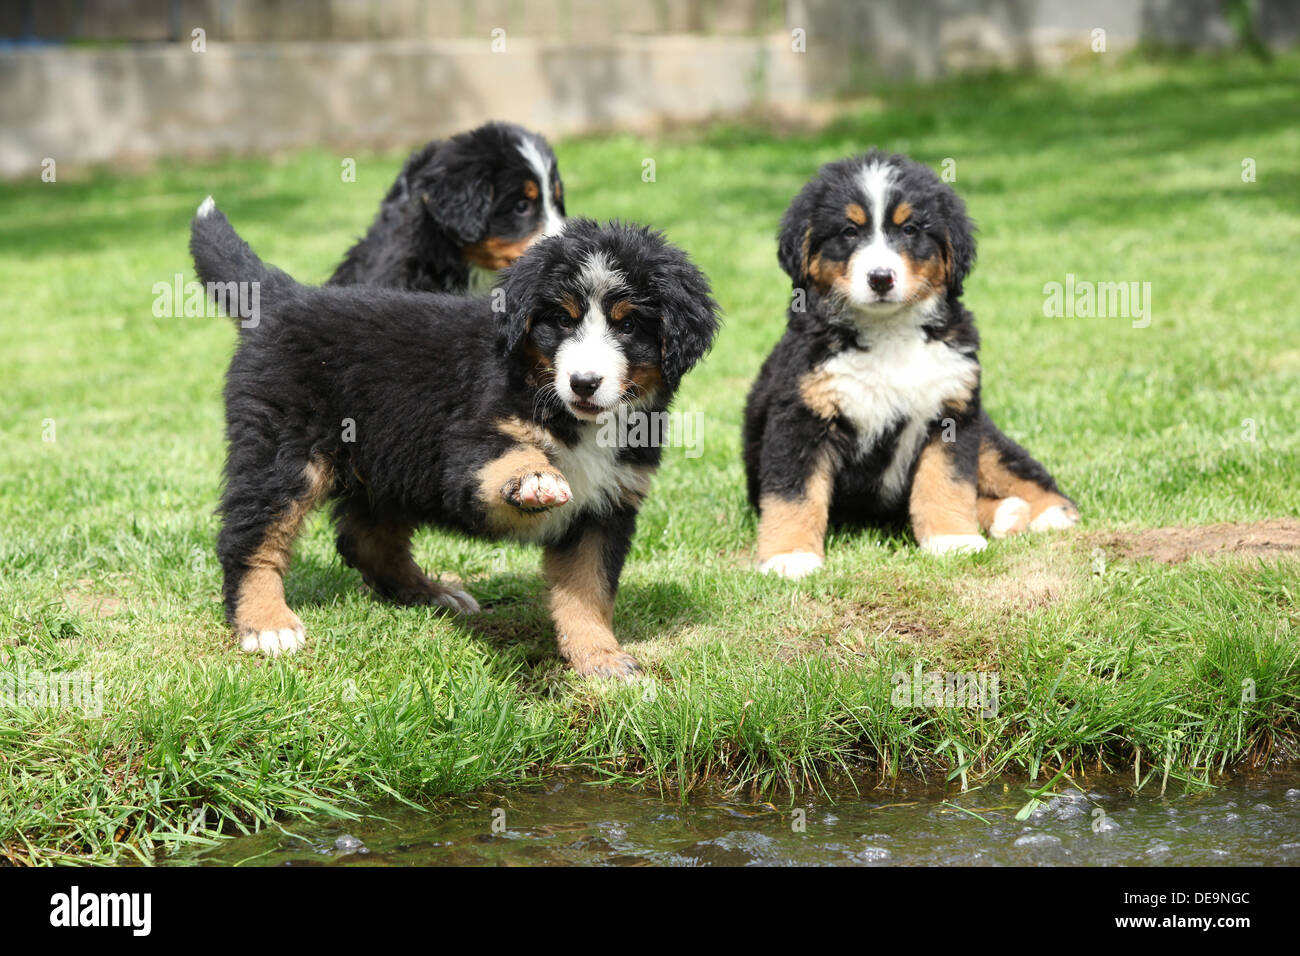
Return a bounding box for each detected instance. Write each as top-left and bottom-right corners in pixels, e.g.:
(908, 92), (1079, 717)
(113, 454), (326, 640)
(510, 471), (572, 510)
(758, 551), (825, 579)
(920, 534), (988, 556)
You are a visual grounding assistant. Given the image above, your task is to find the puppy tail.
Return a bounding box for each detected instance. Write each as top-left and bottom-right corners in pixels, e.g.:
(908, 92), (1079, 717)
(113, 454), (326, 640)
(189, 196), (295, 326)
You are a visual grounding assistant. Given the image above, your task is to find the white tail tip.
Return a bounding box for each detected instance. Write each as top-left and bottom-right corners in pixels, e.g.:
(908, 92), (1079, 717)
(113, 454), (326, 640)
(196, 195), (215, 218)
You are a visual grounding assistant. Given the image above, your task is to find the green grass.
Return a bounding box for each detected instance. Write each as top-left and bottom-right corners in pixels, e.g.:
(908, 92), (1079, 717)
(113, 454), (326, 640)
(1, 50), (1298, 864)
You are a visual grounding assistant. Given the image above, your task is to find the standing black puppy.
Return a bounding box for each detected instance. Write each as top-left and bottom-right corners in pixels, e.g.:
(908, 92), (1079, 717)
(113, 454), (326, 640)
(191, 199), (717, 676)
(743, 151), (1079, 579)
(329, 122), (565, 293)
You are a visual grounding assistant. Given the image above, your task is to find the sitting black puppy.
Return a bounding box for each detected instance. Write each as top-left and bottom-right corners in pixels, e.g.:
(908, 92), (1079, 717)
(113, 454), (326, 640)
(329, 122), (566, 293)
(190, 198), (718, 677)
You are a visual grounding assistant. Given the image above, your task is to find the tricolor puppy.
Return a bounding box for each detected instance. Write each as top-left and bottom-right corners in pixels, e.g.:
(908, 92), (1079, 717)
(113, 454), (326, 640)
(329, 122), (566, 293)
(743, 150), (1079, 579)
(191, 200), (717, 676)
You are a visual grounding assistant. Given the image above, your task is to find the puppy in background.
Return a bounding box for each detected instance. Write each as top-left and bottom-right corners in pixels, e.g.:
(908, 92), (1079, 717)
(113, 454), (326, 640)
(744, 150), (1079, 579)
(329, 122), (566, 293)
(191, 200), (718, 676)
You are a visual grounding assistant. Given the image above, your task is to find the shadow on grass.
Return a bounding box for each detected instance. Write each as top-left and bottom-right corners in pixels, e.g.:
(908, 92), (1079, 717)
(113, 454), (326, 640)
(283, 553), (707, 675)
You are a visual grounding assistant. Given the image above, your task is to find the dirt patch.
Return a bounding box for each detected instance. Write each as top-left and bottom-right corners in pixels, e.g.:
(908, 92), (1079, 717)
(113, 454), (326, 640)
(62, 581), (124, 619)
(1094, 519), (1300, 564)
(953, 551), (1082, 614)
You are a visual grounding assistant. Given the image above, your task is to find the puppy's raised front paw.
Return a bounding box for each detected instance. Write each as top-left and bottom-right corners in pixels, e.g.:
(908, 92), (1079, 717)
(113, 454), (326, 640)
(503, 469), (572, 512)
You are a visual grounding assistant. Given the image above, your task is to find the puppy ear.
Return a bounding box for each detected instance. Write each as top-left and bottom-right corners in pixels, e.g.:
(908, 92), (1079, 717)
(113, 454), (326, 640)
(776, 185), (817, 283)
(940, 195), (976, 298)
(498, 243), (550, 355)
(655, 251), (721, 391)
(415, 148), (494, 245)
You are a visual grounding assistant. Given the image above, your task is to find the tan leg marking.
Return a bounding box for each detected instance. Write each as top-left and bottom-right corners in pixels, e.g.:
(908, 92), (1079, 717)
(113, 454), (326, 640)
(757, 451), (833, 578)
(478, 419), (568, 534)
(543, 530), (639, 678)
(977, 440), (1079, 528)
(234, 457), (332, 655)
(339, 517), (477, 612)
(910, 437), (984, 555)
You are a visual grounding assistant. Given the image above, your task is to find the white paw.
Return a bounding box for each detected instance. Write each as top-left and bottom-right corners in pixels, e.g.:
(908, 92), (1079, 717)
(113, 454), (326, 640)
(438, 587), (480, 614)
(989, 496), (1031, 539)
(920, 534), (988, 556)
(1029, 504), (1080, 532)
(759, 551), (824, 580)
(516, 471), (572, 509)
(240, 625), (306, 657)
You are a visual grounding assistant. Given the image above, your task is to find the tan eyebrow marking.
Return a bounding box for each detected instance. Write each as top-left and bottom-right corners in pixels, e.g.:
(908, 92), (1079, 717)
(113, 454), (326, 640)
(845, 203), (867, 225)
(523, 179), (540, 200)
(892, 201), (913, 225)
(560, 293), (581, 319)
(609, 300), (635, 321)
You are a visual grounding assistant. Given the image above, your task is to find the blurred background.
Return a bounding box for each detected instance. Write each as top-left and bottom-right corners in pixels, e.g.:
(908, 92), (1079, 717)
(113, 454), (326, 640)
(2, 0), (1297, 179)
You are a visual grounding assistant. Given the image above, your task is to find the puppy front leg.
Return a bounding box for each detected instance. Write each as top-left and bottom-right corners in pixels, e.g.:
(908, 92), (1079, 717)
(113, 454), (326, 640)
(476, 444), (572, 534)
(755, 409), (835, 579)
(910, 416), (984, 556)
(543, 515), (640, 679)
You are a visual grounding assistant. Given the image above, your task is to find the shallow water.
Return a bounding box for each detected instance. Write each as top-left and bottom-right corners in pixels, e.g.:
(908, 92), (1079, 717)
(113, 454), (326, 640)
(192, 772), (1300, 866)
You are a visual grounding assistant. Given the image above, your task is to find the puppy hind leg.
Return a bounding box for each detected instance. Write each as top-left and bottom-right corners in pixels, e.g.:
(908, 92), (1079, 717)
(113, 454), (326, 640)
(977, 415), (1080, 532)
(334, 500), (478, 613)
(977, 495), (1031, 539)
(219, 455), (332, 656)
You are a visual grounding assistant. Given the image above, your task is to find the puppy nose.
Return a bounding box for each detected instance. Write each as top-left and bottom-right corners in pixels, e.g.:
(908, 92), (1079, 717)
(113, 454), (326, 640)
(569, 372), (602, 398)
(868, 269), (896, 294)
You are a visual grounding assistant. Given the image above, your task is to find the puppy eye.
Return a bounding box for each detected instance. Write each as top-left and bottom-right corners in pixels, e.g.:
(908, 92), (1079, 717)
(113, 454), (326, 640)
(613, 316), (636, 335)
(901, 222), (919, 237)
(557, 312), (578, 329)
(840, 225), (859, 239)
(514, 199), (534, 215)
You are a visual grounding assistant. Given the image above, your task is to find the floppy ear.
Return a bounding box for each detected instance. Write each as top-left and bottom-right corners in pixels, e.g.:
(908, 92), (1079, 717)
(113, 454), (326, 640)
(498, 244), (551, 355)
(415, 148), (494, 246)
(939, 194), (976, 298)
(776, 184), (817, 284)
(654, 252), (721, 392)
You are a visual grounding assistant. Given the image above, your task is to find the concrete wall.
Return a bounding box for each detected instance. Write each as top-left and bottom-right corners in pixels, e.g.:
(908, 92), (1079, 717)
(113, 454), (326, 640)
(0, 36), (807, 177)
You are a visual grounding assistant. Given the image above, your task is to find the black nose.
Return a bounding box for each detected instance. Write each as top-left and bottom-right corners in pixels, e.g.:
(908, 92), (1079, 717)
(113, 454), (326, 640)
(569, 373), (602, 398)
(868, 269), (895, 294)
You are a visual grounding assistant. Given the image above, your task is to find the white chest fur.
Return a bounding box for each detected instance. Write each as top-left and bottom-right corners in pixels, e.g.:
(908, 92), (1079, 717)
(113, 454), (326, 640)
(815, 324), (978, 504)
(519, 423), (652, 545)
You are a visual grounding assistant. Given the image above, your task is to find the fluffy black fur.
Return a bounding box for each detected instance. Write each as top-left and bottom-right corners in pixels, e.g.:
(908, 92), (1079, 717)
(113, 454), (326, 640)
(744, 150), (1078, 574)
(191, 201), (717, 676)
(328, 122), (565, 293)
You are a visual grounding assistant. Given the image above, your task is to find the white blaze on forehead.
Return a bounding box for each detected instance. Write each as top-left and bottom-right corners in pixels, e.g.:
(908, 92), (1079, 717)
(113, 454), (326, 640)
(516, 134), (565, 237)
(554, 251), (628, 414)
(577, 250), (628, 303)
(858, 160), (897, 236)
(849, 159), (906, 304)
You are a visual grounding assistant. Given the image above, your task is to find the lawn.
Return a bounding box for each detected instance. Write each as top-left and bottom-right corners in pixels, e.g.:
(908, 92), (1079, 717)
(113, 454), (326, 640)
(1, 49), (1298, 864)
